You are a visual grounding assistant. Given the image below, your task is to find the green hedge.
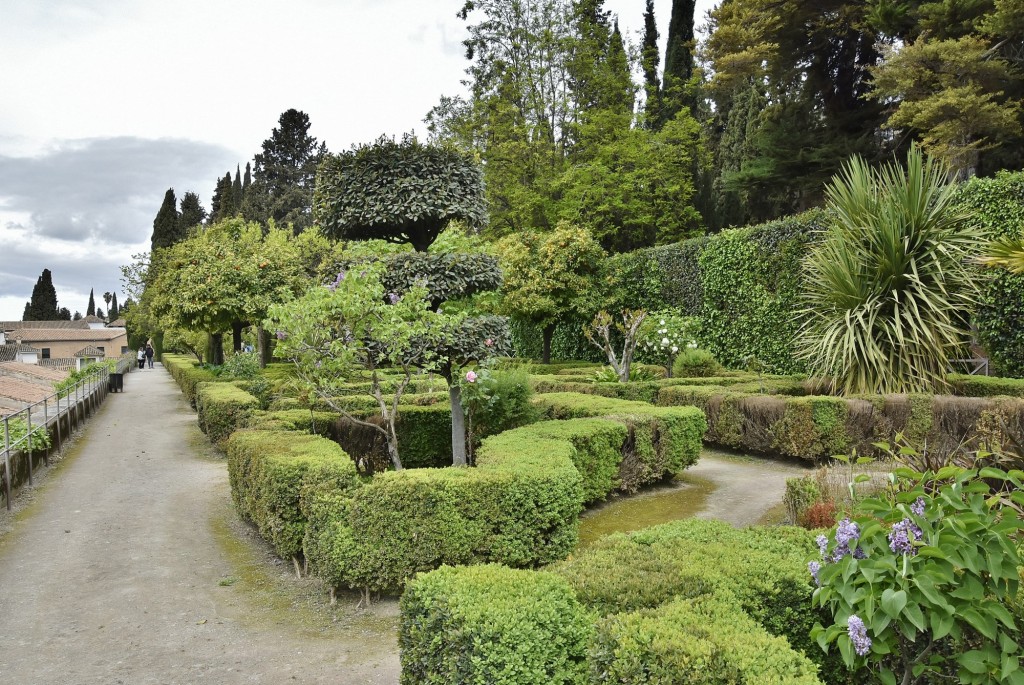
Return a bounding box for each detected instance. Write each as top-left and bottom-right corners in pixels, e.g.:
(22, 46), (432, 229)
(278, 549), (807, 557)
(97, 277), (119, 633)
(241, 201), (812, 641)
(400, 565), (591, 685)
(948, 373), (1024, 397)
(552, 518), (845, 683)
(301, 423), (585, 593)
(591, 593), (823, 684)
(533, 393), (706, 491)
(246, 409), (338, 434)
(334, 402), (453, 471)
(226, 430), (359, 561)
(196, 382), (260, 446)
(163, 354), (220, 407)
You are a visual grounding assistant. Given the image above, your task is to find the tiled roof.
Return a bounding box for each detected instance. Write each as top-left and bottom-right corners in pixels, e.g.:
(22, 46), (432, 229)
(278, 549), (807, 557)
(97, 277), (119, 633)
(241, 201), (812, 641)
(0, 343), (39, 361)
(15, 329), (127, 342)
(0, 362), (68, 382)
(82, 315), (105, 323)
(0, 377), (51, 404)
(74, 345), (105, 357)
(39, 358), (77, 372)
(0, 320), (90, 331)
(107, 318), (126, 327)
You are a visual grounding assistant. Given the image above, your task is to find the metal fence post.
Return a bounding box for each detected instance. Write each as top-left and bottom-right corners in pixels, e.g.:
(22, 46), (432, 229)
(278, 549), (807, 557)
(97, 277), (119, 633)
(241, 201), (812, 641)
(3, 416), (10, 511)
(26, 406), (33, 487)
(55, 391), (61, 452)
(42, 397), (49, 466)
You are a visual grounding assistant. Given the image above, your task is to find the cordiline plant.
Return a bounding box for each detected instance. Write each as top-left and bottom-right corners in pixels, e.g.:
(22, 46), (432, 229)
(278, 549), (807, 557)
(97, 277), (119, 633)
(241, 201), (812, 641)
(811, 467), (1024, 685)
(798, 145), (983, 394)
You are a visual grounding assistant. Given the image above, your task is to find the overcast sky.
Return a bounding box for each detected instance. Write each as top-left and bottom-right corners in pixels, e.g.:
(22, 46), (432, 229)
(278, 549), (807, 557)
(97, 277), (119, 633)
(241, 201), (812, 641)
(0, 0), (716, 321)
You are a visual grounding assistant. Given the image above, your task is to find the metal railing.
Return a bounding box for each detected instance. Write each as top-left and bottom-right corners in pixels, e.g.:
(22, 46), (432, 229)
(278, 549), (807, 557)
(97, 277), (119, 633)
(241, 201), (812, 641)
(1, 354), (135, 510)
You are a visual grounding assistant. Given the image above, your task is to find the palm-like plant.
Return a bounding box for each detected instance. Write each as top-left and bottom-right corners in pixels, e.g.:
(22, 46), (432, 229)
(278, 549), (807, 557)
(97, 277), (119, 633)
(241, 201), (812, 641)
(798, 146), (983, 394)
(977, 236), (1024, 274)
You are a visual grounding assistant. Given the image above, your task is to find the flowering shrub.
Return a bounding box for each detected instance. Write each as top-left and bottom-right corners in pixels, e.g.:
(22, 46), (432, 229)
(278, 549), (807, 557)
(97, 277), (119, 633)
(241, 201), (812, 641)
(637, 311), (698, 373)
(811, 467), (1024, 685)
(459, 364), (537, 458)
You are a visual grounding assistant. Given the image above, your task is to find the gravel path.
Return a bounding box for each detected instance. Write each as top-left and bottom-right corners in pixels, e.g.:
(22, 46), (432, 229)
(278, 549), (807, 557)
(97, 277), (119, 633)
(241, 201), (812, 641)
(0, 364), (399, 685)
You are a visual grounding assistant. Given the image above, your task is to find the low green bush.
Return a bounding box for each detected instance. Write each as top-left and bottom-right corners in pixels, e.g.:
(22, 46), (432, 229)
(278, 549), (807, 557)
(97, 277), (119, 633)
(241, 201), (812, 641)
(399, 564), (591, 685)
(531, 377), (662, 404)
(672, 348), (721, 377)
(770, 397), (850, 460)
(591, 593), (824, 685)
(947, 373), (1024, 397)
(532, 393), (706, 491)
(196, 382), (260, 446)
(246, 409), (338, 434)
(227, 430), (359, 561)
(164, 354), (220, 407)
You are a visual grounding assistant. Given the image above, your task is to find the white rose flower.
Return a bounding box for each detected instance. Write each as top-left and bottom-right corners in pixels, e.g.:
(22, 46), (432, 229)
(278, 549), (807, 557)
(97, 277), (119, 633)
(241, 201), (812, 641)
(661, 337), (670, 346)
(671, 345), (679, 353)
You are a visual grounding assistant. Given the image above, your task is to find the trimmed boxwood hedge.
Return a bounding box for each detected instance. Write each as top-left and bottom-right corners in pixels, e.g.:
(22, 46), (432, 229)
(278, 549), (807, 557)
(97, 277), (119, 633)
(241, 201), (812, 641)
(226, 429), (359, 561)
(195, 382), (260, 446)
(163, 353), (219, 407)
(400, 564), (591, 685)
(333, 402), (454, 471)
(947, 373), (1024, 397)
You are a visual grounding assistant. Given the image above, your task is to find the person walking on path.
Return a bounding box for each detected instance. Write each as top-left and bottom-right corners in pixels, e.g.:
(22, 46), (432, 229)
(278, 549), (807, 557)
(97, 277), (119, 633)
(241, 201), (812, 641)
(145, 342), (155, 369)
(137, 346), (146, 370)
(0, 357), (399, 684)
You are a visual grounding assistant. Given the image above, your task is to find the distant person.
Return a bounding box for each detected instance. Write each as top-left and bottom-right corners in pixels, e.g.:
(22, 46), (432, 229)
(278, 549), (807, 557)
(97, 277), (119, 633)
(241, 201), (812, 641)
(243, 342), (254, 353)
(145, 343), (155, 369)
(137, 346), (145, 370)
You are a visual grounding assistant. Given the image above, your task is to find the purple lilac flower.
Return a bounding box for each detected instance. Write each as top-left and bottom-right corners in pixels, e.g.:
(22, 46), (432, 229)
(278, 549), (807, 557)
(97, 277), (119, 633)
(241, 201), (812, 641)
(808, 561), (822, 586)
(816, 534), (829, 560)
(888, 518), (922, 556)
(911, 497), (925, 517)
(831, 518), (861, 562)
(388, 292), (400, 305)
(328, 270), (347, 291)
(847, 615), (872, 656)
(275, 330), (288, 341)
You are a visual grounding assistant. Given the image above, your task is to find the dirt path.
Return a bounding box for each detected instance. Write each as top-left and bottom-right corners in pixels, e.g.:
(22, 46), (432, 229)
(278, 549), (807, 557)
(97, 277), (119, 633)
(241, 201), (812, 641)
(0, 364), (399, 685)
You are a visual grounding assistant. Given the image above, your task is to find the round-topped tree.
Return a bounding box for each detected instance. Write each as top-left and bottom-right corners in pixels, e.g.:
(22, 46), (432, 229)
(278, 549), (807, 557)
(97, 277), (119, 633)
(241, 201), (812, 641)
(314, 134), (487, 252)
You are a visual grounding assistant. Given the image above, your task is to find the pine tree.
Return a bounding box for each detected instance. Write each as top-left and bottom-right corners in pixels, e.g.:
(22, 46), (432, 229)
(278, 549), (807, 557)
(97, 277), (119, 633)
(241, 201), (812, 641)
(23, 268), (59, 320)
(641, 0), (662, 128)
(72, 311), (82, 321)
(87, 288), (95, 317)
(249, 109), (327, 233)
(151, 188), (183, 251)
(57, 307), (71, 320)
(661, 0), (697, 124)
(179, 191), (206, 232)
(211, 173), (235, 222)
(96, 308), (105, 320)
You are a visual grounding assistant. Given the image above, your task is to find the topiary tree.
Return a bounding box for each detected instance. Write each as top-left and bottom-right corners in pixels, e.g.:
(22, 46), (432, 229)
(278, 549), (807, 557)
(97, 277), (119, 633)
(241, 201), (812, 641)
(314, 134), (486, 252)
(313, 136), (506, 467)
(498, 223), (607, 364)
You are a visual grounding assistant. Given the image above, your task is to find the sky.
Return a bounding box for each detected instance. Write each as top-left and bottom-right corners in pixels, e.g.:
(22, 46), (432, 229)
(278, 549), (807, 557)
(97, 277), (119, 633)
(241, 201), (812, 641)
(0, 0), (716, 322)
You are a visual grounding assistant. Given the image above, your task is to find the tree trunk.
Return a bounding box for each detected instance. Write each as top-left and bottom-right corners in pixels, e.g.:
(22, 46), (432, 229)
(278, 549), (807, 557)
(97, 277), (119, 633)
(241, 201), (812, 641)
(256, 326), (271, 368)
(450, 383), (467, 467)
(209, 332), (225, 365)
(542, 324), (556, 365)
(232, 321), (245, 353)
(386, 420), (403, 471)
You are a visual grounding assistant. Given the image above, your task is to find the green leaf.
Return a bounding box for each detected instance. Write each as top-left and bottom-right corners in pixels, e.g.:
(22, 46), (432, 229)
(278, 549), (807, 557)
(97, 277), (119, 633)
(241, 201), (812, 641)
(881, 588), (908, 618)
(930, 609), (954, 640)
(959, 650), (992, 675)
(879, 668), (897, 685)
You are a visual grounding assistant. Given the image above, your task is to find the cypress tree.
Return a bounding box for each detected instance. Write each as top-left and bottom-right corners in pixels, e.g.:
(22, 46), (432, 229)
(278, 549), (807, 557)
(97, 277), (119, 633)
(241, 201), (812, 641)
(232, 166), (243, 212)
(661, 0), (696, 123)
(23, 268), (59, 320)
(179, 191), (206, 231)
(641, 0), (662, 128)
(87, 288), (95, 317)
(57, 307), (71, 320)
(243, 162), (251, 192)
(96, 308), (105, 320)
(109, 294), (119, 320)
(151, 187), (182, 251)
(211, 173), (235, 222)
(73, 311), (82, 321)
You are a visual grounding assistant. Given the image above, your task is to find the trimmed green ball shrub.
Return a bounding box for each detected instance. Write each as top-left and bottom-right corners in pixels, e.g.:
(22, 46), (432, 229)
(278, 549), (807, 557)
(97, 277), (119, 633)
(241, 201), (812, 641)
(227, 430), (359, 561)
(400, 564), (591, 685)
(672, 348), (721, 378)
(196, 382), (260, 446)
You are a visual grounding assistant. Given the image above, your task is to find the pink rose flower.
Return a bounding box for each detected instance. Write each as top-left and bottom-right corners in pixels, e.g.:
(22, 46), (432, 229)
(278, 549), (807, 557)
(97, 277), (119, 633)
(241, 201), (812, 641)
(465, 371), (478, 383)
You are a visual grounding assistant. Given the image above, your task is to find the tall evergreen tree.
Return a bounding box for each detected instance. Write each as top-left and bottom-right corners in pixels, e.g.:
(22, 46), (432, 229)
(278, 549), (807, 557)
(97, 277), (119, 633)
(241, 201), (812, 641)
(641, 0), (662, 128)
(86, 288), (95, 317)
(232, 166), (243, 212)
(57, 307), (71, 320)
(151, 188), (183, 251)
(661, 0), (697, 123)
(72, 311), (82, 321)
(109, 294), (119, 320)
(179, 191), (206, 232)
(246, 109), (327, 233)
(210, 173), (235, 222)
(96, 308), (105, 320)
(243, 162), (251, 192)
(22, 268), (59, 320)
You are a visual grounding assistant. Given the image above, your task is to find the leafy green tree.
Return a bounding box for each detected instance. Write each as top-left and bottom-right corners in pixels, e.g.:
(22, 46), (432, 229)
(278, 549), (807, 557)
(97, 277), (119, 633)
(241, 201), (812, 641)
(179, 191), (206, 231)
(315, 135), (486, 252)
(151, 188), (182, 251)
(246, 109), (327, 233)
(148, 218), (304, 365)
(57, 307), (71, 320)
(22, 268), (59, 320)
(86, 288), (95, 317)
(498, 223), (607, 363)
(798, 147), (982, 394)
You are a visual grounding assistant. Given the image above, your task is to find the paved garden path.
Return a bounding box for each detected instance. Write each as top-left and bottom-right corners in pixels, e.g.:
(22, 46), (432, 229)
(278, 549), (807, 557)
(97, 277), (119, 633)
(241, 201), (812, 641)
(0, 364), (399, 685)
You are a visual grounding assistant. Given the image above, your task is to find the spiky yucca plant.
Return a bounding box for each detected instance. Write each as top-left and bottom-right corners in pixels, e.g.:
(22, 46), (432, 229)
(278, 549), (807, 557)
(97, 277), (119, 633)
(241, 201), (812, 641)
(977, 236), (1024, 274)
(798, 146), (983, 394)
